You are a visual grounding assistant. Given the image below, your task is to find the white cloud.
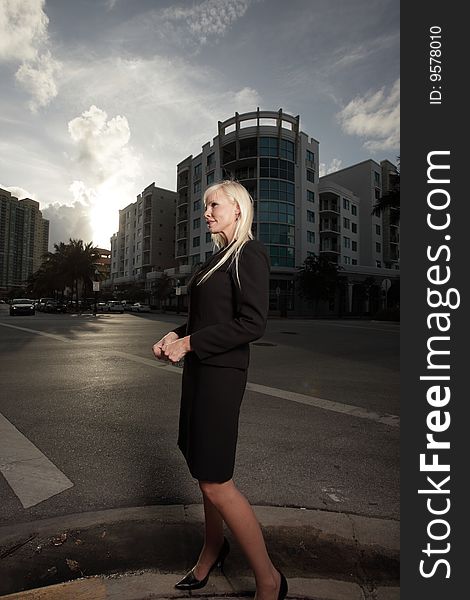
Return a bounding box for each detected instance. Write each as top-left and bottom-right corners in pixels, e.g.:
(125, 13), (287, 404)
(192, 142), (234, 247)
(0, 0), (61, 111)
(319, 158), (343, 177)
(68, 104), (139, 185)
(65, 105), (142, 247)
(0, 0), (48, 62)
(168, 0), (251, 44)
(120, 0), (253, 49)
(15, 50), (61, 112)
(336, 79), (400, 152)
(42, 200), (94, 249)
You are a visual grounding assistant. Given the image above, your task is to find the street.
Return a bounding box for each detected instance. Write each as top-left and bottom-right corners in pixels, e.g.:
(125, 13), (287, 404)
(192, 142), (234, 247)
(0, 305), (399, 526)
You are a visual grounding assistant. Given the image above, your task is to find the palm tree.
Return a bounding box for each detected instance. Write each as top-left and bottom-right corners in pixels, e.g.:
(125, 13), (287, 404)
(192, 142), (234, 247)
(28, 239), (101, 308)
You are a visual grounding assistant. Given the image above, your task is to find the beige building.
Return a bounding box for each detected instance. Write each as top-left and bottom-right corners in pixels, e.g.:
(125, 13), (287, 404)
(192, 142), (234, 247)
(320, 159), (400, 269)
(0, 189), (49, 292)
(109, 183), (177, 287)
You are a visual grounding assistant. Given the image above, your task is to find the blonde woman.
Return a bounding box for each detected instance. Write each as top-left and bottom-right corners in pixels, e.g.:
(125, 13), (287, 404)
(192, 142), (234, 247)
(152, 181), (288, 600)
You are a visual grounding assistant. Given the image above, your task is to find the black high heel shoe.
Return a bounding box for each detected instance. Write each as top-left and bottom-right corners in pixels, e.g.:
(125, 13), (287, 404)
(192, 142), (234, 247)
(276, 568), (288, 600)
(174, 536), (230, 590)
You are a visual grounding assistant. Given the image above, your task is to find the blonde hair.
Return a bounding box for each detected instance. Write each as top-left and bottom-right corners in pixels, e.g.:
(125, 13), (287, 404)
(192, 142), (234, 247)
(195, 180), (254, 289)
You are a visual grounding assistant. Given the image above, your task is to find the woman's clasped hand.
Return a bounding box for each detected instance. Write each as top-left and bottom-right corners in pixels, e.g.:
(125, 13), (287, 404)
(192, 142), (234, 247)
(152, 332), (191, 364)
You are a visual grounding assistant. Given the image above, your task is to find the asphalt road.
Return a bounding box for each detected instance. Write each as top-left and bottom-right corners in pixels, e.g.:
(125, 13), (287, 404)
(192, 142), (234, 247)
(0, 305), (399, 526)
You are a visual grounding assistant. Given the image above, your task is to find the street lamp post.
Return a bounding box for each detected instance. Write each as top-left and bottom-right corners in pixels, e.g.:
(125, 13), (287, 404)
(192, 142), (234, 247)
(175, 279), (181, 314)
(93, 269), (100, 316)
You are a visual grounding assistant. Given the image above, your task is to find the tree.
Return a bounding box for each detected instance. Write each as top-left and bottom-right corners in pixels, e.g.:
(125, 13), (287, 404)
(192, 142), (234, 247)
(297, 254), (342, 315)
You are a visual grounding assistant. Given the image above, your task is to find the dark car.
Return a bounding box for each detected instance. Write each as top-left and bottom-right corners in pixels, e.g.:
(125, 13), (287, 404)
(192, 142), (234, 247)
(10, 298), (35, 316)
(44, 300), (67, 313)
(38, 297), (55, 311)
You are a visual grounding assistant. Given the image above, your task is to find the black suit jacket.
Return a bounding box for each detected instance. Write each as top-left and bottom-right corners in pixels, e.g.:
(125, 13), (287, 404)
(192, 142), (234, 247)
(171, 239), (270, 369)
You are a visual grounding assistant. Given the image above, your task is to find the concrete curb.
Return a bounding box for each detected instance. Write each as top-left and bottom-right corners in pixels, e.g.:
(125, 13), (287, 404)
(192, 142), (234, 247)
(0, 505), (399, 552)
(0, 505), (399, 599)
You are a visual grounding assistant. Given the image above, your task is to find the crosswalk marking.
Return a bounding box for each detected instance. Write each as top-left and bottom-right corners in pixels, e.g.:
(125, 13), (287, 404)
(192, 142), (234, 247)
(0, 413), (73, 508)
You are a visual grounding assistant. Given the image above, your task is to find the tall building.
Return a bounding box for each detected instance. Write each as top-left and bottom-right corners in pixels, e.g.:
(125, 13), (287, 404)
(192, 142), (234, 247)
(320, 159), (400, 269)
(109, 183), (177, 287)
(0, 189), (49, 292)
(175, 108), (319, 312)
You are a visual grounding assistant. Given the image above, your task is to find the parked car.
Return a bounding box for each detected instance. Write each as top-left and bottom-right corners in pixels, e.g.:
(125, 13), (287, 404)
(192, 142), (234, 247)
(38, 297), (55, 311)
(131, 302), (151, 313)
(107, 301), (124, 313)
(96, 302), (108, 312)
(10, 298), (35, 316)
(43, 300), (67, 313)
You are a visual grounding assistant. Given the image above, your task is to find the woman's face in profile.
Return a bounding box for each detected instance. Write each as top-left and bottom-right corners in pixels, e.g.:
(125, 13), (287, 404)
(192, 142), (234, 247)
(204, 190), (240, 243)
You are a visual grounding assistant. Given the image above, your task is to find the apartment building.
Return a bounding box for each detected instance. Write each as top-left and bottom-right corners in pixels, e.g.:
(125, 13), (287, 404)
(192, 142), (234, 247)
(320, 159), (400, 269)
(109, 183), (177, 287)
(175, 108), (319, 312)
(0, 189), (49, 292)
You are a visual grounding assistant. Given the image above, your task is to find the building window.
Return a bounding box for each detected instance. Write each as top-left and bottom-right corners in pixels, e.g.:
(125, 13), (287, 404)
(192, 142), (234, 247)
(376, 224), (381, 235)
(306, 149), (315, 163)
(280, 139), (294, 161)
(343, 198), (350, 210)
(307, 230), (315, 244)
(343, 236), (351, 249)
(374, 171), (381, 186)
(260, 158), (295, 181)
(193, 218), (200, 229)
(352, 258), (357, 265)
(206, 232), (211, 243)
(207, 153), (215, 168)
(376, 242), (382, 253)
(351, 222), (357, 233)
(307, 210), (315, 223)
(343, 217), (350, 229)
(306, 169), (315, 183)
(344, 256), (351, 265)
(259, 137), (277, 156)
(193, 236), (200, 247)
(375, 188), (380, 200)
(207, 171), (215, 185)
(376, 260), (382, 267)
(194, 181), (201, 195)
(351, 204), (357, 216)
(194, 199), (201, 211)
(259, 222), (295, 246)
(352, 240), (357, 251)
(259, 201), (295, 225)
(260, 179), (295, 203)
(194, 164), (202, 179)
(307, 190), (314, 203)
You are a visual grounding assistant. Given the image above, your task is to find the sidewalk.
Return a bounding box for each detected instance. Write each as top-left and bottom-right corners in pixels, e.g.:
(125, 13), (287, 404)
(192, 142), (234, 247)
(0, 505), (399, 600)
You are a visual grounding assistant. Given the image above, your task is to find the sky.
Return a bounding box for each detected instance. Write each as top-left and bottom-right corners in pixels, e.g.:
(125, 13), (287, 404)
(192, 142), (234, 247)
(0, 0), (399, 250)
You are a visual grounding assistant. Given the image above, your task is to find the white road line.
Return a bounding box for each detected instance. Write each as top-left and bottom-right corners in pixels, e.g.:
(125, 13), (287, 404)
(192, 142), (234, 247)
(0, 413), (73, 508)
(1, 322), (399, 428)
(0, 322), (70, 342)
(246, 382), (400, 427)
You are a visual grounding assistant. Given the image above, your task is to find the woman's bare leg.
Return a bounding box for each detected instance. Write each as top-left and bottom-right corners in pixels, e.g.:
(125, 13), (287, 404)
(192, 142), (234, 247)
(192, 492), (225, 580)
(199, 479), (281, 600)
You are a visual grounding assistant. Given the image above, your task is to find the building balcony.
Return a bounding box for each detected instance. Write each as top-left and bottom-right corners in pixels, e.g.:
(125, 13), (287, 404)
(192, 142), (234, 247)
(320, 223), (340, 234)
(319, 205), (340, 215)
(319, 246), (340, 254)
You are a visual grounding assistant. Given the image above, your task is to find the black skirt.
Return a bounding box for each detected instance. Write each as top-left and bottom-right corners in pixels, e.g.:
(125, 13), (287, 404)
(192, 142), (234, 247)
(177, 352), (248, 483)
